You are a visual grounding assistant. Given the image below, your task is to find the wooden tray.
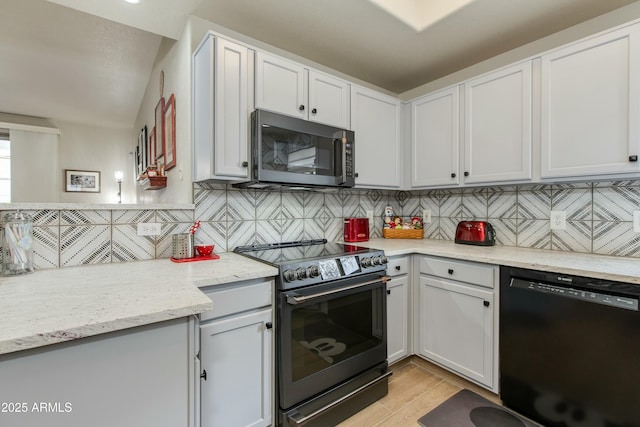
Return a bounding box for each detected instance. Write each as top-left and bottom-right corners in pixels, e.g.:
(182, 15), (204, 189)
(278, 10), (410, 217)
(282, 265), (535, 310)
(139, 176), (167, 190)
(170, 254), (220, 263)
(383, 228), (424, 239)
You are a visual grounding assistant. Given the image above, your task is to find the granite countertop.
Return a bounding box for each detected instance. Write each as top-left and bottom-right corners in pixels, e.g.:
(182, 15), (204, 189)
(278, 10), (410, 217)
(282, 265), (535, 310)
(3, 238), (639, 357)
(358, 238), (640, 284)
(0, 252), (278, 355)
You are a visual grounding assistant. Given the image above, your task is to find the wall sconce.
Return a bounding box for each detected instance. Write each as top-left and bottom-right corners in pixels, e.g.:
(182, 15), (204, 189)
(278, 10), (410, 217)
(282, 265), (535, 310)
(114, 170), (124, 203)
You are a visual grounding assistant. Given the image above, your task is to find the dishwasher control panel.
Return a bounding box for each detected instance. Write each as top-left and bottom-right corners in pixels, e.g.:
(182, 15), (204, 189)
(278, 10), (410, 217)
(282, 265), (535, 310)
(510, 278), (639, 311)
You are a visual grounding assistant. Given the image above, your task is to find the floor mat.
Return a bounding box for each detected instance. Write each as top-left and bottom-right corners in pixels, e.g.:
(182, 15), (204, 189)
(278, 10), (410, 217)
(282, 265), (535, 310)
(418, 389), (540, 427)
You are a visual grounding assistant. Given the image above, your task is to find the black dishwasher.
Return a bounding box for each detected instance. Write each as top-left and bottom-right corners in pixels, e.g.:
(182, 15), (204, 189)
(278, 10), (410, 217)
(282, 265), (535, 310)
(500, 266), (640, 427)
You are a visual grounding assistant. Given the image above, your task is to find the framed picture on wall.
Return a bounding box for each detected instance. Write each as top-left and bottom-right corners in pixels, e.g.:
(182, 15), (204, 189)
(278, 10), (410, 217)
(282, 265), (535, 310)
(149, 126), (156, 164)
(65, 170), (101, 193)
(138, 125), (148, 173)
(154, 97), (164, 161)
(163, 94), (176, 170)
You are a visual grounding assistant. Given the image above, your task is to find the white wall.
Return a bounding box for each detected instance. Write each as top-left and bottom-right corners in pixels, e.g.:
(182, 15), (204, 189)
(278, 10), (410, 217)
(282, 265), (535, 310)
(10, 129), (59, 202)
(134, 22), (193, 205)
(55, 120), (135, 204)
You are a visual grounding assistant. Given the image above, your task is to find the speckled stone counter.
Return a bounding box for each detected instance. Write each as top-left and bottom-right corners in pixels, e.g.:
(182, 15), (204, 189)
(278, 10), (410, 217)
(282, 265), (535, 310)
(0, 252), (278, 355)
(357, 238), (640, 284)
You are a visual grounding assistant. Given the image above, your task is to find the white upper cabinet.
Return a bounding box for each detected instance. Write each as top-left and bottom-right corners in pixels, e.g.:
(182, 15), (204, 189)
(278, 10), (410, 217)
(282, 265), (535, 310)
(464, 61), (532, 184)
(193, 34), (252, 181)
(255, 52), (306, 120)
(255, 52), (350, 128)
(309, 70), (350, 129)
(541, 23), (640, 178)
(411, 86), (460, 187)
(351, 85), (402, 188)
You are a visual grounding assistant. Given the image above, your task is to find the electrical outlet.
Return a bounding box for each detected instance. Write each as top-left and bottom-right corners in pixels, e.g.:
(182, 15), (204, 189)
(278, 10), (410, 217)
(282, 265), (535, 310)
(550, 211), (566, 230)
(137, 223), (161, 236)
(634, 211), (640, 233)
(423, 209), (432, 224)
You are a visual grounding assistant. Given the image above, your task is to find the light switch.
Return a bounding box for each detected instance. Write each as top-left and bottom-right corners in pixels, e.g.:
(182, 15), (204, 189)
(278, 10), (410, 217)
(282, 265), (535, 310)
(550, 211), (566, 230)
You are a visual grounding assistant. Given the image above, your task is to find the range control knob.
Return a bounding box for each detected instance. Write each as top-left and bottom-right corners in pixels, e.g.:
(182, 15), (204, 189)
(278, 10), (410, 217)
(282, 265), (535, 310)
(295, 267), (307, 280)
(380, 256), (389, 265)
(372, 256), (383, 266)
(361, 257), (372, 268)
(307, 265), (320, 278)
(283, 269), (296, 282)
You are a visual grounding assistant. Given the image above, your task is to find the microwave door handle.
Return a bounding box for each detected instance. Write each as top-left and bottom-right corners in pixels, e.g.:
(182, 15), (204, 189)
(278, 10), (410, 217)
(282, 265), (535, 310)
(339, 134), (347, 185)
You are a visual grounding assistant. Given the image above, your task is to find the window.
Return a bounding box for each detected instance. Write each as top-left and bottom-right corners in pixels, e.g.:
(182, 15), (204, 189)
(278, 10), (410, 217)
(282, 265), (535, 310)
(0, 135), (10, 203)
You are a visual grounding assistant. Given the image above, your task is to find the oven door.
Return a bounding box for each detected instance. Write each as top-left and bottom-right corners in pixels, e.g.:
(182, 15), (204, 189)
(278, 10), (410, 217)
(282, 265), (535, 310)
(278, 272), (388, 410)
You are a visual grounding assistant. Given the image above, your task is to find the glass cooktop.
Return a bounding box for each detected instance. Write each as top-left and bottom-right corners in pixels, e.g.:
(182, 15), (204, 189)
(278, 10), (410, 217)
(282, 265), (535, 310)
(233, 239), (373, 266)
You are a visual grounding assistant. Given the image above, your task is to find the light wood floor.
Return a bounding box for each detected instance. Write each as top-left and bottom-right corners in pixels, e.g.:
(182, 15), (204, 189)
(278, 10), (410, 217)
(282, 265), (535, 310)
(337, 356), (501, 427)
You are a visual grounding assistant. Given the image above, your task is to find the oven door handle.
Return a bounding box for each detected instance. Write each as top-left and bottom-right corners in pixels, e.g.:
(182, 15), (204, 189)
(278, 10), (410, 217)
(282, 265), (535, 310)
(286, 369), (393, 426)
(286, 276), (390, 305)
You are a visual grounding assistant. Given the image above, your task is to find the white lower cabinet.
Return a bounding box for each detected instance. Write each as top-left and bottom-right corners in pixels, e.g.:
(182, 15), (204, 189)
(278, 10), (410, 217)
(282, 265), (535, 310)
(416, 255), (498, 392)
(0, 319), (193, 427)
(386, 256), (410, 364)
(199, 279), (273, 427)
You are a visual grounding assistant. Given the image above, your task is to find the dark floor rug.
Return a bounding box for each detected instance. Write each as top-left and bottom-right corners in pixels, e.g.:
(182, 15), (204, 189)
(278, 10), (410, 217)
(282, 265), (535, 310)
(418, 389), (540, 427)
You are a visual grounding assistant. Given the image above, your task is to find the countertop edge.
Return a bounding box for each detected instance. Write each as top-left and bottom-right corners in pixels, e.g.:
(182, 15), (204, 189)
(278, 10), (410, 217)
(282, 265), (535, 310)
(0, 300), (213, 356)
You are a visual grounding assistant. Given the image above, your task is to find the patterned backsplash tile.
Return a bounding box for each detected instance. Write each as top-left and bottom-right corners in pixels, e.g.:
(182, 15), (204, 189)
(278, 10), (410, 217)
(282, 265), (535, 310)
(3, 179), (640, 271)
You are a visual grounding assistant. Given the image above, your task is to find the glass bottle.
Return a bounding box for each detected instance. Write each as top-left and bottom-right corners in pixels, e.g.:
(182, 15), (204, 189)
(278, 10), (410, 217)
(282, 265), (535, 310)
(1, 211), (34, 275)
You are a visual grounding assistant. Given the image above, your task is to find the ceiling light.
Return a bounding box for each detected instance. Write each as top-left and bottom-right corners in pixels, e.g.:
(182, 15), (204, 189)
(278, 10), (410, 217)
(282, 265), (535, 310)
(368, 0), (476, 32)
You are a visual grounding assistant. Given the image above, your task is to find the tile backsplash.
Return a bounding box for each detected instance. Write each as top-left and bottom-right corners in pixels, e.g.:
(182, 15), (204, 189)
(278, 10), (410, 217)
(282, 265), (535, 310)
(3, 179), (640, 270)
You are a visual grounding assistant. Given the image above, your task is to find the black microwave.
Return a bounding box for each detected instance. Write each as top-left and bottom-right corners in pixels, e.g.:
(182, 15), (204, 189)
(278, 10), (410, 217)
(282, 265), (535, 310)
(234, 109), (355, 189)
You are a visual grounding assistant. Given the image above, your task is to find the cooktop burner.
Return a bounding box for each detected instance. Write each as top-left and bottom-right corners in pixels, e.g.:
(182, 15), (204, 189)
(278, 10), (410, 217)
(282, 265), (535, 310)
(234, 239), (388, 290)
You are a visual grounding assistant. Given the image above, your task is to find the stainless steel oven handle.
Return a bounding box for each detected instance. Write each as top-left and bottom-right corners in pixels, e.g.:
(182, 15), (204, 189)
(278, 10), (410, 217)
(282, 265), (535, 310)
(286, 369), (393, 426)
(286, 276), (390, 305)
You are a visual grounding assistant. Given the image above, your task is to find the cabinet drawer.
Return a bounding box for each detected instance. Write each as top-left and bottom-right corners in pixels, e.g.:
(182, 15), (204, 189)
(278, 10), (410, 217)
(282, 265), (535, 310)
(200, 280), (273, 321)
(419, 256), (495, 289)
(387, 256), (409, 277)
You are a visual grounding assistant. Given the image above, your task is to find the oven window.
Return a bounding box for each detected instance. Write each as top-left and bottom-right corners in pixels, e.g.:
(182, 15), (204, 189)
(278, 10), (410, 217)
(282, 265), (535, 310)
(260, 125), (338, 176)
(290, 287), (384, 382)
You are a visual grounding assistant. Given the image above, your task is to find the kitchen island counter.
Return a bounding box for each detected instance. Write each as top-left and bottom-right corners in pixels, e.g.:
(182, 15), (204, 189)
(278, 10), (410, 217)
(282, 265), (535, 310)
(357, 238), (640, 284)
(0, 252), (278, 355)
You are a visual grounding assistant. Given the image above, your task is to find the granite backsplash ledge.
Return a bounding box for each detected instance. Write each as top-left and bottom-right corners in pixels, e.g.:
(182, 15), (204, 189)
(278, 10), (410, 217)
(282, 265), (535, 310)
(2, 179), (639, 270)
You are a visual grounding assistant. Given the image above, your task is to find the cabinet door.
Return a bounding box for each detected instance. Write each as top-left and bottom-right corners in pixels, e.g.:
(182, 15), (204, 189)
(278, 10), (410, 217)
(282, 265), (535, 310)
(308, 70), (350, 128)
(411, 86), (459, 187)
(418, 276), (494, 388)
(255, 52), (306, 119)
(193, 35), (250, 180)
(200, 308), (272, 427)
(351, 85), (402, 188)
(387, 275), (409, 364)
(464, 61), (532, 183)
(215, 37), (250, 177)
(541, 24), (640, 178)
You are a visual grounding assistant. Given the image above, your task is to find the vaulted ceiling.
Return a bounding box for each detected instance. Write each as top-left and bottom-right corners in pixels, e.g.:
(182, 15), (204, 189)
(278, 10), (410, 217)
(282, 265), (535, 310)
(1, 0), (638, 129)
